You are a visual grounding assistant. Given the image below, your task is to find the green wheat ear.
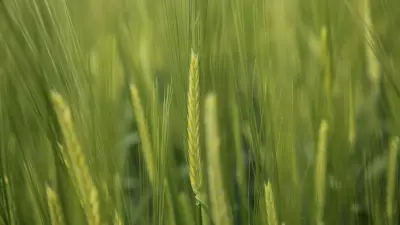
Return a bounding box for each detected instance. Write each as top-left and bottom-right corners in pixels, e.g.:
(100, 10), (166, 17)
(315, 120), (329, 225)
(130, 84), (155, 185)
(386, 136), (399, 225)
(264, 182), (278, 225)
(187, 49), (203, 199)
(205, 93), (233, 225)
(50, 91), (100, 225)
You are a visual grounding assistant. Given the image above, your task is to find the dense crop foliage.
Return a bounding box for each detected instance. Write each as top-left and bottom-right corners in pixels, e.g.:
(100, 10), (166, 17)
(1, 0), (400, 225)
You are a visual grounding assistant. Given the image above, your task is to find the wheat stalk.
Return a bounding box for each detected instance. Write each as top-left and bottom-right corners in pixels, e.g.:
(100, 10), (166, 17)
(178, 192), (196, 225)
(348, 78), (356, 149)
(205, 93), (232, 225)
(315, 120), (329, 225)
(265, 182), (278, 225)
(164, 179), (176, 225)
(320, 26), (333, 121)
(3, 175), (16, 225)
(386, 136), (399, 225)
(113, 210), (123, 225)
(3, 136), (17, 225)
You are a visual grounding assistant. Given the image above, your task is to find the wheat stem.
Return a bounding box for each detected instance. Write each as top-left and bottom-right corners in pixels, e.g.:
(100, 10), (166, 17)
(386, 136), (399, 225)
(205, 93), (232, 225)
(265, 182), (278, 225)
(315, 120), (329, 225)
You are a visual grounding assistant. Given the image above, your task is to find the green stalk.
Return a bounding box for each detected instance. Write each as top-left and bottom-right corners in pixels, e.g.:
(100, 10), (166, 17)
(386, 136), (399, 225)
(315, 120), (329, 225)
(205, 93), (233, 225)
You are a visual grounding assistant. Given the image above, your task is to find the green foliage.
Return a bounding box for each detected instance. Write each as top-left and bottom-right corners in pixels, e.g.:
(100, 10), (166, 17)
(1, 0), (400, 225)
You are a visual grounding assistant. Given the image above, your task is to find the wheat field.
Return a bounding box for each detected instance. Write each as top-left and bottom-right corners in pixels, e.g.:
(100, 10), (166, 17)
(0, 0), (400, 225)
